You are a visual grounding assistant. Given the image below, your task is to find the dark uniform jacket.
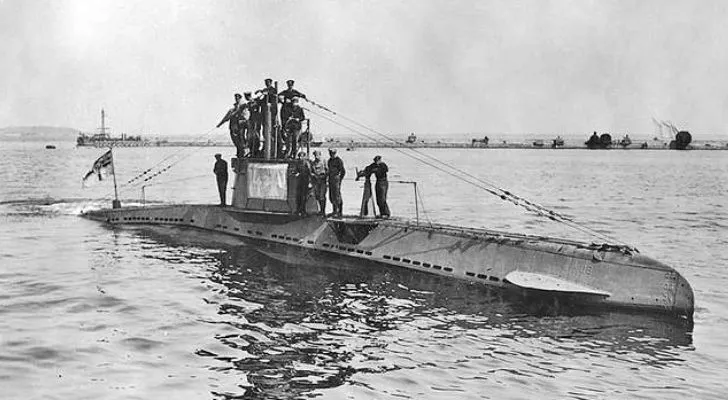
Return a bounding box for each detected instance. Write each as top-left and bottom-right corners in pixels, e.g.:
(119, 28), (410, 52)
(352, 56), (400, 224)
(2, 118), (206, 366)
(217, 103), (245, 131)
(256, 86), (278, 107)
(328, 156), (345, 180)
(296, 158), (311, 178)
(214, 159), (228, 178)
(289, 106), (305, 121)
(279, 88), (306, 106)
(363, 162), (388, 181)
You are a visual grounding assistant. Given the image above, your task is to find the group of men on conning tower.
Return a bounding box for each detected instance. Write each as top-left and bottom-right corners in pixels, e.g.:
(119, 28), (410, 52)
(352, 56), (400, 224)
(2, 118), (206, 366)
(216, 78), (307, 159)
(213, 78), (391, 219)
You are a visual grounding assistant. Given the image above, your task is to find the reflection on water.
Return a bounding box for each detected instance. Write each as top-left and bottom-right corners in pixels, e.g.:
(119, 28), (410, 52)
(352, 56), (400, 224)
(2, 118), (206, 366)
(136, 226), (694, 399)
(4, 143), (724, 399)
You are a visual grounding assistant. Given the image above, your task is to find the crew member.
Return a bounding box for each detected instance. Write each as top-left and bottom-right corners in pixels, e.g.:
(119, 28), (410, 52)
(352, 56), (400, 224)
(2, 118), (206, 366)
(355, 164), (374, 216)
(279, 80), (306, 126)
(310, 150), (328, 215)
(255, 78), (278, 128)
(216, 93), (246, 158)
(213, 153), (228, 206)
(283, 97), (306, 158)
(327, 148), (345, 217)
(244, 92), (261, 157)
(294, 151), (311, 216)
(362, 155), (390, 217)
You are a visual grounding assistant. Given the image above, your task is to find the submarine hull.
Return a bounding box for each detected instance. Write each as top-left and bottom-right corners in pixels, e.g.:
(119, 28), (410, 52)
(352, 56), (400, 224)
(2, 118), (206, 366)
(82, 204), (694, 319)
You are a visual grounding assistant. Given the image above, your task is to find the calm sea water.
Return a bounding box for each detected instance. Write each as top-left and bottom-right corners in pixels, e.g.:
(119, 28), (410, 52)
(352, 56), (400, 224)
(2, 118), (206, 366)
(1, 141), (727, 399)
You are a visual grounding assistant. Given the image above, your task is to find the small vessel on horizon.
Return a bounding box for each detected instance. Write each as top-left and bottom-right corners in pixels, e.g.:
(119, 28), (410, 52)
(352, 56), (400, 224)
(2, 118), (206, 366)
(76, 109), (148, 148)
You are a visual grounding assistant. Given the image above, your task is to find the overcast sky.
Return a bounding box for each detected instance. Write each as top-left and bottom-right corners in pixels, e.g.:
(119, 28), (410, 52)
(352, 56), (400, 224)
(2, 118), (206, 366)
(1, 0), (727, 138)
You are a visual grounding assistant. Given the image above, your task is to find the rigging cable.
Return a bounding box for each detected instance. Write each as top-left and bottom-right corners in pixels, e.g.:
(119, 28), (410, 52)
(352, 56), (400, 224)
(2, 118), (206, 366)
(303, 102), (629, 247)
(97, 126), (222, 202)
(307, 98), (570, 222)
(125, 127), (218, 186)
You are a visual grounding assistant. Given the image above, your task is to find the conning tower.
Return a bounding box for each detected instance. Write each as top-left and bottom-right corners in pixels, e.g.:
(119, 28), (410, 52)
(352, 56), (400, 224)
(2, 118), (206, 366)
(231, 82), (318, 215)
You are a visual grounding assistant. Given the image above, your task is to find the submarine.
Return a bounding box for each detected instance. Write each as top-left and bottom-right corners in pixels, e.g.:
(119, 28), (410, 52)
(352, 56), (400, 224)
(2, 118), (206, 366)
(82, 95), (695, 320)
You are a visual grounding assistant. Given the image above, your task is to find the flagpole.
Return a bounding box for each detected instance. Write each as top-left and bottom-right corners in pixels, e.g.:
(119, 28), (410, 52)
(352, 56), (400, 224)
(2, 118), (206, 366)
(110, 146), (121, 209)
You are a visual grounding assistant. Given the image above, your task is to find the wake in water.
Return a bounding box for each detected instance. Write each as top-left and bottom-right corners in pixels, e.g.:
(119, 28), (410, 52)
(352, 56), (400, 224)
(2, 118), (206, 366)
(0, 197), (163, 216)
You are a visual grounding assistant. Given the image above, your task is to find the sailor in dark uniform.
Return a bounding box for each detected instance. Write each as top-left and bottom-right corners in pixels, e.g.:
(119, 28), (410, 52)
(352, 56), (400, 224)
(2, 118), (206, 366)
(327, 148), (345, 217)
(243, 92), (261, 157)
(255, 78), (278, 128)
(294, 151), (311, 215)
(213, 153), (228, 206)
(282, 97), (306, 158)
(216, 93), (245, 158)
(310, 150), (328, 215)
(362, 155), (390, 217)
(279, 80), (306, 126)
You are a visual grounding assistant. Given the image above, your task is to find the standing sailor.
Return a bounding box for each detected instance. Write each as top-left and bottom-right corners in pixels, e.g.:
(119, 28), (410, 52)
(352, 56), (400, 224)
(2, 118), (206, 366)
(355, 165), (374, 216)
(362, 155), (390, 217)
(310, 150), (328, 215)
(216, 93), (245, 158)
(279, 80), (306, 126)
(255, 78), (278, 128)
(244, 92), (261, 157)
(327, 148), (345, 217)
(282, 97), (306, 158)
(213, 153), (228, 206)
(294, 151), (311, 216)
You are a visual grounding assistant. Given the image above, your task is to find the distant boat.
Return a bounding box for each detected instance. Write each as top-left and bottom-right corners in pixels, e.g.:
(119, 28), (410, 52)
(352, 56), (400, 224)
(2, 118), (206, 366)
(45, 144), (56, 149)
(76, 109), (148, 148)
(619, 134), (633, 148)
(471, 135), (489, 146)
(669, 131), (692, 150)
(585, 132), (613, 149)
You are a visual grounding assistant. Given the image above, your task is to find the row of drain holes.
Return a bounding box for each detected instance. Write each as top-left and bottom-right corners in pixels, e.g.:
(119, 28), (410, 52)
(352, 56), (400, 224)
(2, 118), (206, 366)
(120, 218), (497, 282)
(213, 224), (461, 274)
(381, 255), (454, 272)
(112, 216), (192, 223)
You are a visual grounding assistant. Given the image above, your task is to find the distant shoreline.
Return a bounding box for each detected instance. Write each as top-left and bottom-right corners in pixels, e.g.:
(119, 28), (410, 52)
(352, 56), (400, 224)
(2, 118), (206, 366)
(62, 140), (728, 150)
(323, 140), (728, 151)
